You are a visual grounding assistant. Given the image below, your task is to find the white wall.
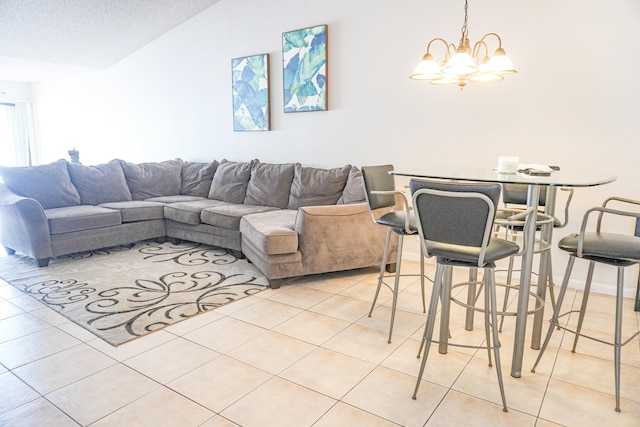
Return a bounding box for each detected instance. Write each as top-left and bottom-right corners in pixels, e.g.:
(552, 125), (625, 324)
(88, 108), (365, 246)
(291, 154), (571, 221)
(30, 0), (640, 296)
(0, 80), (32, 102)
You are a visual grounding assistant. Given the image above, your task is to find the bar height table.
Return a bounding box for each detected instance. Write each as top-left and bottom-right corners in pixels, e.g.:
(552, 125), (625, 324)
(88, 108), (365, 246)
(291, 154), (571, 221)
(391, 167), (616, 378)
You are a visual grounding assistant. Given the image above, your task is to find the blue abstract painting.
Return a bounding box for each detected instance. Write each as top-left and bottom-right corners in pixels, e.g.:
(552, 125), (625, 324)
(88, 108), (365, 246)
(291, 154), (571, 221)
(282, 25), (327, 112)
(232, 54), (269, 131)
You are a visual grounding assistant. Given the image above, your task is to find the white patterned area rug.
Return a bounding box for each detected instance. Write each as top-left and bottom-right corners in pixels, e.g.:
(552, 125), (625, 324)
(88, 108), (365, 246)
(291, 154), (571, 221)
(0, 241), (269, 346)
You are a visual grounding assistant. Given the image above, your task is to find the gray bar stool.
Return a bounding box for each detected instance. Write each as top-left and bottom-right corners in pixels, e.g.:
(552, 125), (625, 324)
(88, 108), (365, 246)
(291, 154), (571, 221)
(493, 184), (573, 331)
(532, 196), (640, 412)
(361, 165), (426, 344)
(409, 179), (520, 413)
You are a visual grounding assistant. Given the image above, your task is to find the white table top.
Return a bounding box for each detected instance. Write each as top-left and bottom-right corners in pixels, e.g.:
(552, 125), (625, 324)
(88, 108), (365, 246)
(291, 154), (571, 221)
(391, 167), (617, 187)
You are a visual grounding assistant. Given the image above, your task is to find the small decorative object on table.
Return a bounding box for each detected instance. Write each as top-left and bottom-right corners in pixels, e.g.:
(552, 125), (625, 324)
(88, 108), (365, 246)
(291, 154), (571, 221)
(68, 147), (80, 164)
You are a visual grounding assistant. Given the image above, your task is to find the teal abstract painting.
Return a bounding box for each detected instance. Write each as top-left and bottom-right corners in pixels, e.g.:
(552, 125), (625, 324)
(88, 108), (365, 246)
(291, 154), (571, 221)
(232, 54), (270, 131)
(282, 25), (327, 112)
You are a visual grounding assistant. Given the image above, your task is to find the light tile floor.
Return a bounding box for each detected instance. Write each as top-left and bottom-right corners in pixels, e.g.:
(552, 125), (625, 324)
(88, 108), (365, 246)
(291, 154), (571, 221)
(0, 261), (639, 426)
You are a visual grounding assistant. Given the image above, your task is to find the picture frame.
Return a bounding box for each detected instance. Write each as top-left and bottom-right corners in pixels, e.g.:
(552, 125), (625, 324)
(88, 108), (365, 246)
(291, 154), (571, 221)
(282, 24), (327, 113)
(231, 53), (270, 131)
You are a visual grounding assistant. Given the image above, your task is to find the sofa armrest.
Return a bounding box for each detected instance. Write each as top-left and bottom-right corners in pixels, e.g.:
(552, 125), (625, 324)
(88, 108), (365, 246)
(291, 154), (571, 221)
(0, 183), (53, 263)
(295, 202), (397, 275)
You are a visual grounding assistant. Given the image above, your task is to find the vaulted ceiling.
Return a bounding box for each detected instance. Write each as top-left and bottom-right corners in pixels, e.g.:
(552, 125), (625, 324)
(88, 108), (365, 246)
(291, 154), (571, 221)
(0, 0), (220, 82)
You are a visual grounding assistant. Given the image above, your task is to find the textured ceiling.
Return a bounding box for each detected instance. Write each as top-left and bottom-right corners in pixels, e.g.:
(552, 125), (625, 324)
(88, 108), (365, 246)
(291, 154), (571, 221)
(0, 0), (220, 82)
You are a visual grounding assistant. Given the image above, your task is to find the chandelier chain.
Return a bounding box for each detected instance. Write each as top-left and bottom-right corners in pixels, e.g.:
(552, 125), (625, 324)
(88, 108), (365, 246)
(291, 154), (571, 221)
(460, 0), (469, 40)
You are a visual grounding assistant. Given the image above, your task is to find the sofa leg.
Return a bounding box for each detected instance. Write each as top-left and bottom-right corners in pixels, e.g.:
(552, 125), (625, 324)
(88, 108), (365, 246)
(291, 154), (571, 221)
(268, 278), (284, 289)
(229, 249), (245, 259)
(156, 236), (168, 244)
(37, 258), (50, 267)
(386, 263), (397, 273)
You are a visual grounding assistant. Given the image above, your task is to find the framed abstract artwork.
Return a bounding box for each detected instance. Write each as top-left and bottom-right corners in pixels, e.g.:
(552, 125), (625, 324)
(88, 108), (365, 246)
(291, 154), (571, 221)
(282, 24), (327, 112)
(232, 53), (270, 131)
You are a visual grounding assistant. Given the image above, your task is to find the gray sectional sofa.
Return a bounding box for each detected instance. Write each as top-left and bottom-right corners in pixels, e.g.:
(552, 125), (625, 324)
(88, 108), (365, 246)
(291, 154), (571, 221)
(0, 158), (397, 287)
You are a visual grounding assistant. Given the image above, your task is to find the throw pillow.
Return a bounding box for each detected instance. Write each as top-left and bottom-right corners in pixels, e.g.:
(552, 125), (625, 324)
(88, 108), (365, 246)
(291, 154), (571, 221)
(288, 164), (351, 209)
(181, 160), (219, 197)
(208, 159), (256, 204)
(121, 159), (183, 200)
(67, 159), (132, 205)
(244, 161), (295, 208)
(0, 159), (81, 209)
(337, 166), (366, 205)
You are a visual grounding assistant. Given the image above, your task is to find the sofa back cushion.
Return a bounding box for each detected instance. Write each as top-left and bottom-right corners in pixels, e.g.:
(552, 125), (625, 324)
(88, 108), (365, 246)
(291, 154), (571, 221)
(181, 160), (219, 197)
(208, 159), (255, 204)
(0, 159), (81, 209)
(337, 166), (366, 205)
(244, 162), (295, 208)
(288, 164), (351, 209)
(67, 159), (132, 205)
(121, 159), (183, 200)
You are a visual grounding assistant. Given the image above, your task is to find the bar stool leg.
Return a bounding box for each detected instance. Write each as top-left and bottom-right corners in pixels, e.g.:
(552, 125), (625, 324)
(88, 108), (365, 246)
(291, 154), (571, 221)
(387, 235), (405, 343)
(413, 264), (444, 399)
(484, 274), (493, 365)
(419, 245), (426, 313)
(498, 255), (516, 332)
(571, 260), (596, 352)
(614, 266), (624, 413)
(547, 251), (557, 311)
(465, 267), (478, 331)
(532, 256), (576, 373)
(486, 267), (508, 412)
(369, 228), (392, 317)
(438, 265), (453, 354)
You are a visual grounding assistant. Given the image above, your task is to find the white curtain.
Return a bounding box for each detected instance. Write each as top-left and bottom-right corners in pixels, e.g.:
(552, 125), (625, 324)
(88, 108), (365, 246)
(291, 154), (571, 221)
(0, 102), (39, 167)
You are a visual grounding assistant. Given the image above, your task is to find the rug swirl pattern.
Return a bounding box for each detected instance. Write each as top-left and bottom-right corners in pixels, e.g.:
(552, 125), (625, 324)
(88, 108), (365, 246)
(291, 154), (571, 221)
(0, 242), (268, 346)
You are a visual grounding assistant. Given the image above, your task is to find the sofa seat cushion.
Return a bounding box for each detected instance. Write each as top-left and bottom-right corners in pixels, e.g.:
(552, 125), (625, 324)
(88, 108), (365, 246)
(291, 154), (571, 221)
(240, 209), (299, 255)
(201, 202), (279, 231)
(45, 205), (122, 235)
(164, 200), (228, 225)
(99, 201), (165, 222)
(146, 195), (206, 204)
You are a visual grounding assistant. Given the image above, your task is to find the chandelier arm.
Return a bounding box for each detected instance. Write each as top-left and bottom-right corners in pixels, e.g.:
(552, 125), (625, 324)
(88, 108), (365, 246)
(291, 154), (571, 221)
(478, 32), (503, 49)
(472, 40), (489, 62)
(426, 37), (453, 59)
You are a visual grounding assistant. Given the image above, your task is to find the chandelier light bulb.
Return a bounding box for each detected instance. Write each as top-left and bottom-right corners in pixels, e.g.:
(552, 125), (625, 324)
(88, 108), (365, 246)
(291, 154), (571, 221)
(410, 53), (443, 80)
(442, 48), (478, 76)
(485, 48), (517, 74)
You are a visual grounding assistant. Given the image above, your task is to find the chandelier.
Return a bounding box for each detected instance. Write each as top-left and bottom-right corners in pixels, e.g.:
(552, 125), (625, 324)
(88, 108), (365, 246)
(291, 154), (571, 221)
(410, 0), (517, 89)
